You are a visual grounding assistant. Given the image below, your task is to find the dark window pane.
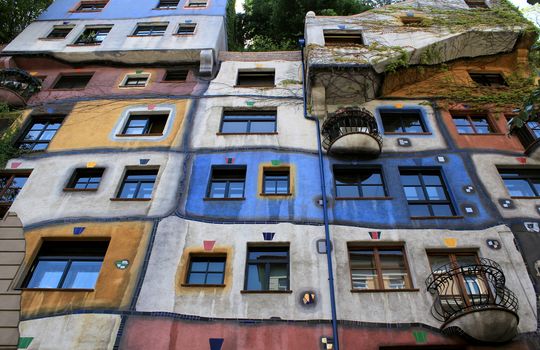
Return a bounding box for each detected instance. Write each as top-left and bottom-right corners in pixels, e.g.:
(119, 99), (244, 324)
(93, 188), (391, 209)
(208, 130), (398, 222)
(237, 71), (275, 87)
(409, 204), (430, 217)
(361, 185), (385, 197)
(336, 185), (359, 197)
(432, 204), (454, 217)
(250, 121), (276, 133)
(187, 273), (206, 284)
(53, 75), (92, 89)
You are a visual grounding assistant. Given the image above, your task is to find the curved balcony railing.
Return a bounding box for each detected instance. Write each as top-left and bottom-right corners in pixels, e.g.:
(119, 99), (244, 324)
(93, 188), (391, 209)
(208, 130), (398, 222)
(425, 258), (518, 324)
(321, 107), (382, 156)
(0, 68), (42, 105)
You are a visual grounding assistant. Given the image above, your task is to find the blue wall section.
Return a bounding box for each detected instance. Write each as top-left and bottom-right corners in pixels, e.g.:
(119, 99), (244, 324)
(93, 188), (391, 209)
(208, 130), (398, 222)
(184, 151), (499, 229)
(38, 0), (227, 20)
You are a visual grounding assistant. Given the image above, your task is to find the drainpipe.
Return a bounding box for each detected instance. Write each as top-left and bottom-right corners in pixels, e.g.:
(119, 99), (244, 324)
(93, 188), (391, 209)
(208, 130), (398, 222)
(299, 38), (340, 350)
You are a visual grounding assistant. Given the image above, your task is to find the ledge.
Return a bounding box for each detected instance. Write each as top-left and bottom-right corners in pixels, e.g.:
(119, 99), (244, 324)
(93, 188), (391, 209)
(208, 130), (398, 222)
(173, 33), (195, 37)
(63, 188), (98, 192)
(181, 284), (225, 287)
(38, 37), (67, 41)
(510, 196), (540, 199)
(115, 133), (163, 137)
(384, 132), (432, 136)
(66, 44), (101, 47)
(48, 88), (86, 91)
(110, 198), (151, 201)
(456, 133), (506, 136)
(335, 196), (393, 200)
(259, 193), (292, 197)
(216, 132), (278, 136)
(411, 216), (464, 220)
(350, 288), (419, 293)
(241, 290), (292, 294)
(127, 35), (165, 38)
(204, 197), (245, 201)
(20, 288), (94, 292)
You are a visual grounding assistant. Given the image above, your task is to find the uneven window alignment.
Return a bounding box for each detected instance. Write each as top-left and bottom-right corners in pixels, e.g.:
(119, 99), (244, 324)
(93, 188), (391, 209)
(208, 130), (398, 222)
(121, 113), (168, 136)
(207, 166), (246, 199)
(177, 23), (196, 34)
(451, 113), (494, 134)
(245, 246), (289, 291)
(74, 27), (111, 45)
(498, 168), (540, 198)
(66, 168), (104, 190)
(349, 246), (412, 290)
(334, 167), (387, 198)
(122, 75), (149, 87)
(0, 172), (30, 217)
(24, 240), (109, 289)
(164, 69), (189, 81)
(263, 169), (290, 195)
(324, 31), (363, 46)
(186, 255), (226, 285)
(236, 70), (275, 87)
(17, 116), (64, 151)
(400, 169), (456, 217)
(220, 110), (276, 134)
(76, 1), (107, 12)
(53, 74), (93, 89)
(380, 109), (427, 133)
(156, 0), (179, 9)
(47, 27), (73, 39)
(133, 24), (168, 36)
(469, 73), (507, 87)
(117, 169), (158, 199)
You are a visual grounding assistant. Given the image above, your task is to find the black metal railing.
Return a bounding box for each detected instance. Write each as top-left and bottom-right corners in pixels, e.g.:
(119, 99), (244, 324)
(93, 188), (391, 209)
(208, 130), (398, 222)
(426, 258), (518, 323)
(321, 107), (382, 153)
(0, 68), (42, 102)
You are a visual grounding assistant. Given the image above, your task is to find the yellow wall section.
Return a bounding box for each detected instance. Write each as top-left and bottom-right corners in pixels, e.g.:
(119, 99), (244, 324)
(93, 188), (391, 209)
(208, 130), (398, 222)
(20, 221), (152, 318)
(40, 99), (189, 151)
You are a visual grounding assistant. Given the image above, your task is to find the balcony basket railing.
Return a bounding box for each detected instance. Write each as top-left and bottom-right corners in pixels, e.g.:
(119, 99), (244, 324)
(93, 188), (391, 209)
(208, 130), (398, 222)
(321, 107), (382, 153)
(425, 258), (518, 324)
(0, 68), (42, 102)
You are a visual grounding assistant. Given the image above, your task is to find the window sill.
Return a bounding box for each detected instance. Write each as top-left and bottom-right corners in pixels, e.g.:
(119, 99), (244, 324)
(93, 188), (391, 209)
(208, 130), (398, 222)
(152, 7), (178, 10)
(66, 44), (102, 47)
(115, 133), (163, 137)
(384, 132), (432, 136)
(20, 288), (95, 292)
(335, 196), (393, 200)
(184, 6), (208, 10)
(127, 35), (165, 38)
(216, 132), (278, 136)
(204, 197), (245, 201)
(241, 290), (292, 294)
(411, 216), (464, 220)
(48, 88), (87, 91)
(63, 188), (98, 192)
(38, 37), (67, 41)
(181, 283), (225, 287)
(456, 133), (505, 136)
(117, 86), (148, 89)
(173, 33), (195, 36)
(259, 193), (292, 197)
(110, 198), (152, 201)
(510, 196), (540, 199)
(69, 10), (103, 13)
(350, 288), (419, 293)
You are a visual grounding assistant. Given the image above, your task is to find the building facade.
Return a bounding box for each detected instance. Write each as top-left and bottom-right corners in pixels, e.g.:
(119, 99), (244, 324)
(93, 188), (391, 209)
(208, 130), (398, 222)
(0, 0), (539, 349)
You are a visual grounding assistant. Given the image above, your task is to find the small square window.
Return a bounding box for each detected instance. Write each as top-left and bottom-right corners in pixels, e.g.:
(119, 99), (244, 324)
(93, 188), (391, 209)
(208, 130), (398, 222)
(464, 0), (488, 8)
(263, 169), (290, 195)
(469, 72), (507, 87)
(207, 166), (246, 199)
(47, 27), (73, 39)
(186, 255), (226, 285)
(74, 27), (111, 45)
(498, 168), (540, 198)
(334, 167), (387, 198)
(133, 24), (168, 36)
(75, 0), (108, 12)
(120, 112), (168, 136)
(186, 0), (207, 7)
(156, 0), (179, 9)
(53, 74), (93, 89)
(177, 23), (196, 34)
(0, 172), (30, 217)
(117, 169), (158, 199)
(24, 240), (109, 289)
(324, 31), (363, 46)
(245, 246), (289, 291)
(380, 109), (427, 134)
(164, 69), (189, 81)
(17, 116), (65, 151)
(121, 74), (149, 87)
(236, 70), (275, 87)
(451, 112), (494, 134)
(65, 168), (105, 191)
(220, 110), (276, 134)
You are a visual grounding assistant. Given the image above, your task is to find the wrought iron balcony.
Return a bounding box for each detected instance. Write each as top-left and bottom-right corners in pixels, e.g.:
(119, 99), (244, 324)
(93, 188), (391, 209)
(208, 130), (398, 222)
(0, 68), (42, 107)
(426, 258), (519, 343)
(321, 107), (382, 156)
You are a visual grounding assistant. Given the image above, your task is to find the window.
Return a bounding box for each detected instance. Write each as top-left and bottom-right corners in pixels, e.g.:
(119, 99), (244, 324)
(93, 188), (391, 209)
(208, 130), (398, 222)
(400, 16), (423, 25)
(451, 112), (494, 134)
(220, 111), (276, 134)
(177, 23), (196, 34)
(186, 0), (207, 7)
(469, 73), (507, 87)
(164, 69), (189, 81)
(0, 172), (30, 217)
(400, 169), (456, 217)
(263, 169), (290, 195)
(75, 0), (108, 12)
(117, 169), (158, 199)
(236, 70), (275, 87)
(324, 31), (363, 46)
(207, 166), (246, 199)
(498, 168), (540, 198)
(121, 74), (149, 87)
(65, 168), (104, 191)
(526, 121), (540, 139)
(53, 74), (93, 89)
(156, 0), (179, 9)
(380, 109), (427, 133)
(334, 167), (386, 198)
(186, 255), (226, 285)
(47, 27), (73, 39)
(349, 246), (412, 291)
(74, 27), (111, 45)
(17, 116), (64, 151)
(464, 0), (488, 8)
(24, 240), (108, 289)
(133, 24), (168, 36)
(244, 246), (289, 291)
(120, 113), (168, 136)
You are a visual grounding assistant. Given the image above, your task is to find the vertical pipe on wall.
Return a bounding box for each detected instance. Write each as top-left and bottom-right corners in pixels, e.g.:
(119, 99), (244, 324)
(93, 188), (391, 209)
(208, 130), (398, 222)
(299, 38), (341, 350)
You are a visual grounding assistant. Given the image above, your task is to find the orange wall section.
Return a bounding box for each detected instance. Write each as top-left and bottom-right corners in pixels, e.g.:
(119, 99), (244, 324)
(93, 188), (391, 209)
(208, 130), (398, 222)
(20, 221), (152, 318)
